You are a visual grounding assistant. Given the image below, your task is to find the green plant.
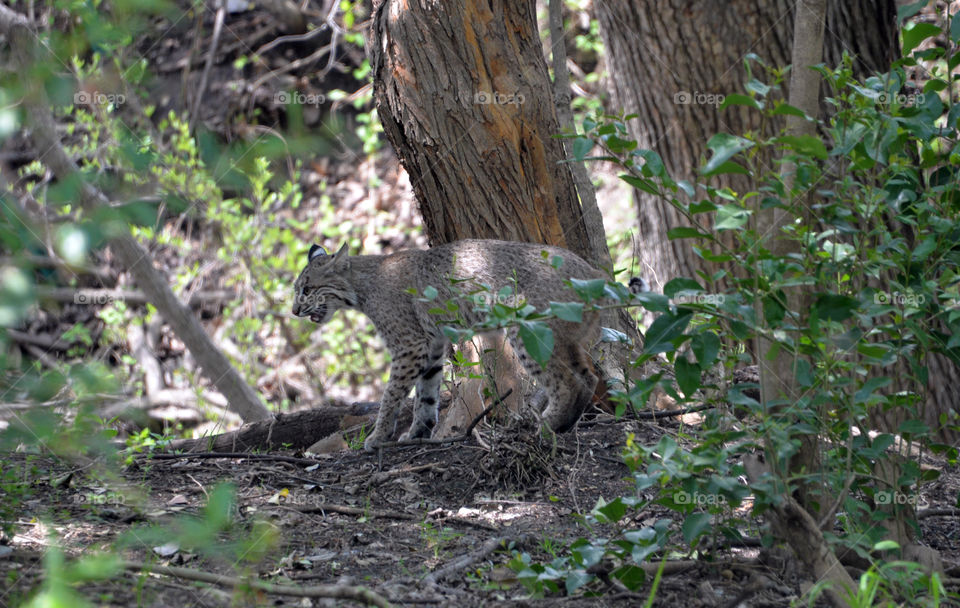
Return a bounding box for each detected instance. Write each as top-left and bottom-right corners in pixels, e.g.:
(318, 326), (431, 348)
(419, 521), (463, 560)
(506, 9), (960, 602)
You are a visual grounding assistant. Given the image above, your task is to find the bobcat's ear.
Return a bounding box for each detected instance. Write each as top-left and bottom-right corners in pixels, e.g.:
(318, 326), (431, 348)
(308, 244), (327, 261)
(333, 243), (349, 259)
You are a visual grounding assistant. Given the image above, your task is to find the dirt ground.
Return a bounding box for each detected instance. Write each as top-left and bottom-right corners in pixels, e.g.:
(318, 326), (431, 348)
(3, 413), (960, 607)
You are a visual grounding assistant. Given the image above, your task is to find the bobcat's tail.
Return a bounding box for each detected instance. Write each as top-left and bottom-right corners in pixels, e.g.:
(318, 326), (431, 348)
(628, 276), (651, 294)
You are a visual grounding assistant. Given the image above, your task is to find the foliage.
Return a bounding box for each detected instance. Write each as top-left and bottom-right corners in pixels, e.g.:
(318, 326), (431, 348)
(509, 13), (960, 603)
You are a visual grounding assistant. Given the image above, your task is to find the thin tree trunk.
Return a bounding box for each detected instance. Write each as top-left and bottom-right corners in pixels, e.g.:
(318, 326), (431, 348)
(0, 5), (271, 423)
(763, 0), (825, 515)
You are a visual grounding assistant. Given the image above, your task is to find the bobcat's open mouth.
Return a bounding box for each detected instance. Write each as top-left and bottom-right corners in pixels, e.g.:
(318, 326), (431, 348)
(309, 305), (327, 323)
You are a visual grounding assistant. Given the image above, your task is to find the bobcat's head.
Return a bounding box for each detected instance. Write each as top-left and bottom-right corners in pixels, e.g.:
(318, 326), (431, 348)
(292, 243), (358, 324)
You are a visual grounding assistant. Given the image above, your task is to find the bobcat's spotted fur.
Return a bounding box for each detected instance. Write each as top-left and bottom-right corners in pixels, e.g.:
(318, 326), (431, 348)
(293, 239), (614, 451)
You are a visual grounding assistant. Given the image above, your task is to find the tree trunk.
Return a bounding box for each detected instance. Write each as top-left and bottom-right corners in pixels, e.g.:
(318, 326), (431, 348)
(370, 0), (597, 264)
(595, 0), (899, 289)
(369, 0), (647, 420)
(595, 0), (959, 443)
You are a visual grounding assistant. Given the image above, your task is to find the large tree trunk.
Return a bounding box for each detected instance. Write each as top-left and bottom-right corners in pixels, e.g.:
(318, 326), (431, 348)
(370, 0), (597, 264)
(595, 0), (899, 289)
(369, 0), (647, 425)
(595, 0), (960, 442)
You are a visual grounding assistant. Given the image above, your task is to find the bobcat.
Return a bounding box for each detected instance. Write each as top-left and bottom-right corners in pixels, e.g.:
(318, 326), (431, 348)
(292, 239), (621, 451)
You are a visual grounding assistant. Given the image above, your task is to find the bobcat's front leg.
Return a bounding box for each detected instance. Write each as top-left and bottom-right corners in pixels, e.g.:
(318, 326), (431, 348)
(364, 373), (415, 452)
(399, 335), (447, 442)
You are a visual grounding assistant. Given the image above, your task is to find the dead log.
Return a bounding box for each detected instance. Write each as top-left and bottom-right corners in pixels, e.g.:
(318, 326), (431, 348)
(159, 402), (381, 453)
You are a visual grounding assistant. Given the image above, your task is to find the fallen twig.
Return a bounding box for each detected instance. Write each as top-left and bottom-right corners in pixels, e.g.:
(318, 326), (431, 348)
(422, 534), (526, 586)
(296, 503), (415, 521)
(122, 560), (390, 607)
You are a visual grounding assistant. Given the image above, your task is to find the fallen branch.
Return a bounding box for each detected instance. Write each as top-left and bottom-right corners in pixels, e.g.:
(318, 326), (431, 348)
(145, 452), (325, 466)
(122, 560), (390, 607)
(296, 503), (414, 521)
(157, 402), (379, 453)
(422, 534), (526, 586)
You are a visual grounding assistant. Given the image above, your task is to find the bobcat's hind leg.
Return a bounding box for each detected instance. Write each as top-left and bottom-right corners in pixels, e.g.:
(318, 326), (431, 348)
(512, 333), (598, 433)
(401, 335), (447, 441)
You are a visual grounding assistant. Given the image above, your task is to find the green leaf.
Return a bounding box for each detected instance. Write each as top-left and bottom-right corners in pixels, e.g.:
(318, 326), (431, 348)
(911, 235), (937, 261)
(814, 294), (859, 322)
(595, 496), (628, 522)
(675, 358), (700, 397)
(569, 278), (607, 301)
(634, 149), (666, 176)
(565, 570), (592, 594)
(613, 564), (646, 590)
(952, 11), (960, 42)
(770, 102), (808, 118)
(422, 285), (438, 300)
(572, 137), (593, 161)
(898, 0), (929, 24)
(663, 277), (703, 298)
(643, 311), (693, 355)
(715, 204), (751, 230)
(719, 94), (761, 110)
(682, 513), (712, 543)
(691, 332), (721, 368)
(667, 227), (710, 240)
(855, 377), (892, 403)
(773, 135), (828, 160)
(620, 174), (660, 196)
(702, 133), (754, 175)
(549, 301), (584, 323)
(518, 321), (554, 367)
(600, 327), (631, 343)
(688, 200), (717, 214)
(902, 22), (942, 55)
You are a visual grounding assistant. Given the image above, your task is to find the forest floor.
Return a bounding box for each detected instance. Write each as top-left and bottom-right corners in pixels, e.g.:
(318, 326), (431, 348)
(2, 415), (960, 607)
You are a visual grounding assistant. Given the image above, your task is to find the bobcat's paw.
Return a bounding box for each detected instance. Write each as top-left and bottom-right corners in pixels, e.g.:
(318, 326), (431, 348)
(398, 427), (427, 443)
(363, 431), (387, 452)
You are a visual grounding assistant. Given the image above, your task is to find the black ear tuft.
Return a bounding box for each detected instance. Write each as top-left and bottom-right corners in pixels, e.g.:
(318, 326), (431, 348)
(629, 276), (651, 294)
(308, 244), (327, 261)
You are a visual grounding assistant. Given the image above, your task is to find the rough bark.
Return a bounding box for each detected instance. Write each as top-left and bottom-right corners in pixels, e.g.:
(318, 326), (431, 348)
(595, 0), (960, 442)
(370, 0), (596, 264)
(0, 4), (272, 424)
(594, 0), (899, 288)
